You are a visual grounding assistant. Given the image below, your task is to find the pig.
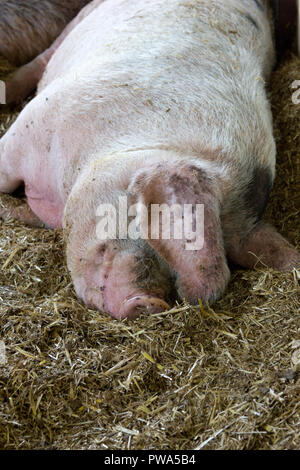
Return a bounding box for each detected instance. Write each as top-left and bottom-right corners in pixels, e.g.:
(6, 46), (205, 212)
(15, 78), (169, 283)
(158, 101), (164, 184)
(0, 0), (91, 65)
(0, 0), (299, 319)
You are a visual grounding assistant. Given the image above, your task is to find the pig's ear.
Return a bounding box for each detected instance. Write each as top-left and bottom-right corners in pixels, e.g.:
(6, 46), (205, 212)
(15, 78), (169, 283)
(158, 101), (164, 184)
(128, 163), (230, 305)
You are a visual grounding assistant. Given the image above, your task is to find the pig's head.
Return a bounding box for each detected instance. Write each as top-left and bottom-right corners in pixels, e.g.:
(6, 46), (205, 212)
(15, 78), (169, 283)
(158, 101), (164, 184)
(63, 158), (230, 319)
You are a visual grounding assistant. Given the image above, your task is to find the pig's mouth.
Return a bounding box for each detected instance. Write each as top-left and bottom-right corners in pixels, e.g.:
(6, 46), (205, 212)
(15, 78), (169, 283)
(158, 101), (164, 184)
(84, 281), (172, 321)
(85, 290), (171, 320)
(119, 294), (171, 318)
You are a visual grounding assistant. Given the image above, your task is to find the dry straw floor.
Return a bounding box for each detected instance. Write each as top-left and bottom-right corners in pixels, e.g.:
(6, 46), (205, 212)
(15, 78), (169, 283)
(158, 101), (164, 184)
(0, 52), (299, 450)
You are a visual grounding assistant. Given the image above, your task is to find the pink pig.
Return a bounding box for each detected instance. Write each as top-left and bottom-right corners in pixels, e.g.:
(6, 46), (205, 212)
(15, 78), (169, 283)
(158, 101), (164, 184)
(0, 0), (299, 319)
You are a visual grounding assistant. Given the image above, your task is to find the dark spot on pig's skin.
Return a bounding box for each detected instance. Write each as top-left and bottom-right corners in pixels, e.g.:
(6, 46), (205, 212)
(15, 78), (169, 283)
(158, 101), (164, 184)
(132, 250), (175, 301)
(245, 14), (259, 30)
(98, 245), (106, 255)
(189, 166), (212, 183)
(188, 166), (214, 190)
(243, 166), (273, 223)
(169, 167), (211, 196)
(169, 174), (190, 194)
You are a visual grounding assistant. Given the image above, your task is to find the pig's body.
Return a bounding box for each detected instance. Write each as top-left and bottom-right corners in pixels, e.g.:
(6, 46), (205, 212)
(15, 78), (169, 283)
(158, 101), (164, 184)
(1, 0), (299, 318)
(3, 0), (276, 226)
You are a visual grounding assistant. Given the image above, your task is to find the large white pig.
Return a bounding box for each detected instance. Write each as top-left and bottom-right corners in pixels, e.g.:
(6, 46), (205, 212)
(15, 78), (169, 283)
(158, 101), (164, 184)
(0, 0), (299, 319)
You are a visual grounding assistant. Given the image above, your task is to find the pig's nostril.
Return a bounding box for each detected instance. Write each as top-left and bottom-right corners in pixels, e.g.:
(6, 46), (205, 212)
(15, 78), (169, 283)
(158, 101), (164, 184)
(119, 296), (171, 319)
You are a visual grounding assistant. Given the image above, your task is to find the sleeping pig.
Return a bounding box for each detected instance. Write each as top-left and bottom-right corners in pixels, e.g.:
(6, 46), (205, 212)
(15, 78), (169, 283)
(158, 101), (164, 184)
(0, 0), (299, 319)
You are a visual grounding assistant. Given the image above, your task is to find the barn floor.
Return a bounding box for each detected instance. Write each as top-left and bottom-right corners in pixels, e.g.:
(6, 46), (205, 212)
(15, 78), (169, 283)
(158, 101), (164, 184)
(0, 52), (299, 451)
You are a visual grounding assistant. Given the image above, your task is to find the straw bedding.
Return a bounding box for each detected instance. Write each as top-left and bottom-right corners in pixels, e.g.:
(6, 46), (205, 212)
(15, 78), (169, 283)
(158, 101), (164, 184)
(0, 49), (299, 450)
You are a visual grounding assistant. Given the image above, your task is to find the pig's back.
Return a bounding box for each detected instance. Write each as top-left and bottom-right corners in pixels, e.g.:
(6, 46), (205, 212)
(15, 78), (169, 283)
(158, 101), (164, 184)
(40, 0), (274, 84)
(38, 0), (276, 171)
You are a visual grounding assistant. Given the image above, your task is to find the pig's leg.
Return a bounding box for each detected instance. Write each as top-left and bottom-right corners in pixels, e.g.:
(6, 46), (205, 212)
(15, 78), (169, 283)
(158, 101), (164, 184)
(5, 50), (52, 105)
(5, 0), (105, 104)
(0, 169), (21, 194)
(129, 163), (231, 305)
(0, 194), (44, 227)
(0, 117), (25, 193)
(223, 165), (300, 271)
(0, 104), (42, 228)
(0, 156), (43, 227)
(227, 222), (300, 271)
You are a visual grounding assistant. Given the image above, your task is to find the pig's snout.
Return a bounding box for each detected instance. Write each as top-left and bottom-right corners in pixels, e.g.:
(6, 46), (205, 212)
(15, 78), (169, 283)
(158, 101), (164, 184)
(119, 295), (171, 319)
(72, 240), (174, 320)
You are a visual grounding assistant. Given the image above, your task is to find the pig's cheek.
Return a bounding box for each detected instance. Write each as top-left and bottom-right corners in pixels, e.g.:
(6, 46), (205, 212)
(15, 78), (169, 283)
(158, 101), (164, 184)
(85, 287), (105, 311)
(71, 262), (105, 310)
(71, 275), (87, 303)
(83, 263), (105, 304)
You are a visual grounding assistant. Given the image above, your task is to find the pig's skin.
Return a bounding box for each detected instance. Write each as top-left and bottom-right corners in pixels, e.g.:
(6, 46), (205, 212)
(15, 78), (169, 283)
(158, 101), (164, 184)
(0, 0), (91, 65)
(0, 0), (299, 319)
